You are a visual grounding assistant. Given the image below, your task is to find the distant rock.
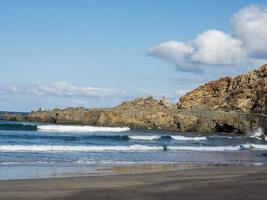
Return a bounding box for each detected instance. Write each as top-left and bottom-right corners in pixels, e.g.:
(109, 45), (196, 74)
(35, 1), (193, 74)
(0, 112), (24, 121)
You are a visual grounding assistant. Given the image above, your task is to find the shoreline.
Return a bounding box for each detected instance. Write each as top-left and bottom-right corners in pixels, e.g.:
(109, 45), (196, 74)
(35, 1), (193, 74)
(1, 161), (267, 181)
(1, 163), (267, 199)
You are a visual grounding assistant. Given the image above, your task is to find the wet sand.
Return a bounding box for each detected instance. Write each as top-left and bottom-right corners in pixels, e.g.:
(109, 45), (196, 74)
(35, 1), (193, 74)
(0, 164), (267, 200)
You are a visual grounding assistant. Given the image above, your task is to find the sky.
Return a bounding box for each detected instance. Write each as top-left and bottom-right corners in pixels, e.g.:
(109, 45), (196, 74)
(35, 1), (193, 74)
(0, 0), (267, 112)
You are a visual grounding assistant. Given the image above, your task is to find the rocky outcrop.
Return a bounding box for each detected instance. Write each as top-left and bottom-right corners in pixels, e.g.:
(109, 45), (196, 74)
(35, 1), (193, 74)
(177, 64), (267, 114)
(26, 97), (178, 130)
(26, 107), (102, 125)
(23, 65), (267, 135)
(26, 98), (264, 134)
(0, 112), (24, 121)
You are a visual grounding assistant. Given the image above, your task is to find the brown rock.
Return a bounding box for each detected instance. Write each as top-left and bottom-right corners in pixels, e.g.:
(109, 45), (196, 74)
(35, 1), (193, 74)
(0, 112), (24, 121)
(177, 64), (267, 114)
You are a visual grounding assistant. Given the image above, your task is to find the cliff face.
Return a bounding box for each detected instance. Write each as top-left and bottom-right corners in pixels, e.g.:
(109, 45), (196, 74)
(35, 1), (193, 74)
(177, 64), (267, 114)
(25, 65), (267, 135)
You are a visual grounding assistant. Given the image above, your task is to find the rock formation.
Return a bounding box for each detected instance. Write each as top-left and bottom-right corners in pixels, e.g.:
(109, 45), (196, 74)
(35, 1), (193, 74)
(0, 112), (24, 121)
(177, 64), (267, 114)
(16, 65), (267, 134)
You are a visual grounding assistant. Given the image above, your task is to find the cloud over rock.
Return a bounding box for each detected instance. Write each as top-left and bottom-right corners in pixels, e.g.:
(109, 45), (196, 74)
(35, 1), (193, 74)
(148, 5), (267, 72)
(232, 5), (267, 59)
(147, 41), (194, 72)
(192, 30), (245, 65)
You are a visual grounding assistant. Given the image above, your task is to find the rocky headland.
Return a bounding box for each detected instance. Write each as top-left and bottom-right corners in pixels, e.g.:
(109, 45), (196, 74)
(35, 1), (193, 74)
(6, 64), (267, 135)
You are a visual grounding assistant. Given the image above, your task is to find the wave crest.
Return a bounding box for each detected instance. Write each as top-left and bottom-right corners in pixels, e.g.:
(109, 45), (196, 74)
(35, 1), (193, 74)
(129, 135), (161, 140)
(0, 123), (37, 131)
(0, 144), (242, 152)
(37, 125), (130, 132)
(171, 136), (207, 141)
(169, 145), (240, 151)
(241, 143), (267, 150)
(0, 145), (161, 152)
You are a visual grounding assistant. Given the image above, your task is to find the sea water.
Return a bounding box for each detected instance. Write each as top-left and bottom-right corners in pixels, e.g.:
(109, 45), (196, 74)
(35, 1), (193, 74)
(0, 120), (266, 180)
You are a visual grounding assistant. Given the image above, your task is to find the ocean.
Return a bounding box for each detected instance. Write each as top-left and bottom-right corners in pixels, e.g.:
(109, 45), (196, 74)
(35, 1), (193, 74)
(0, 120), (266, 180)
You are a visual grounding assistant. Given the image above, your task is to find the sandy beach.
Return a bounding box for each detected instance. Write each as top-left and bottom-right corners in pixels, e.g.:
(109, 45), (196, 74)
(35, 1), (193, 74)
(0, 164), (267, 200)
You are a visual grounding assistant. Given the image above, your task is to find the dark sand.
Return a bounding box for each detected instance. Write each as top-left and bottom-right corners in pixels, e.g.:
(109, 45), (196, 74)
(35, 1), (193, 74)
(1, 164), (267, 200)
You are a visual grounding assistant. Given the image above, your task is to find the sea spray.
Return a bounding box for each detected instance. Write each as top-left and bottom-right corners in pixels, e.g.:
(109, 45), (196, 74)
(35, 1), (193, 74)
(249, 127), (265, 140)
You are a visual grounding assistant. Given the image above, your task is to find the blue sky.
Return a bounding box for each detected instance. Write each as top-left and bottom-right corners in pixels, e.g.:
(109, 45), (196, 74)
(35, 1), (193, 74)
(0, 0), (267, 111)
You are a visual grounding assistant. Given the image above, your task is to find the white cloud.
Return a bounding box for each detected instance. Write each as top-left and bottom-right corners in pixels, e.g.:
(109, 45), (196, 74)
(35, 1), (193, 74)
(147, 41), (196, 72)
(148, 30), (245, 72)
(148, 5), (267, 72)
(232, 5), (267, 58)
(0, 82), (121, 98)
(0, 81), (191, 111)
(192, 30), (245, 65)
(0, 82), (187, 106)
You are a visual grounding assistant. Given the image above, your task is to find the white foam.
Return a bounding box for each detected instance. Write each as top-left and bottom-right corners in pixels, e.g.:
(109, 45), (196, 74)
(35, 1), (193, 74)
(241, 143), (267, 150)
(0, 144), (243, 152)
(129, 135), (161, 140)
(171, 135), (207, 141)
(0, 162), (21, 165)
(0, 145), (162, 152)
(74, 160), (174, 165)
(249, 144), (267, 150)
(37, 125), (130, 133)
(168, 145), (240, 151)
(209, 136), (241, 139)
(249, 127), (265, 140)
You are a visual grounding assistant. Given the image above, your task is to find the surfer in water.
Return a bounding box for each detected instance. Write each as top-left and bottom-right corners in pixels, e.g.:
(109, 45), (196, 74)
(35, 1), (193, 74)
(163, 144), (168, 151)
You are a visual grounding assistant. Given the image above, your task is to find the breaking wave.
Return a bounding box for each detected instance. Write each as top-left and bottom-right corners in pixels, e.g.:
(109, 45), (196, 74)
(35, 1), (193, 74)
(129, 135), (161, 140)
(241, 143), (267, 150)
(0, 144), (243, 152)
(37, 125), (130, 132)
(0, 145), (161, 152)
(0, 123), (130, 133)
(209, 136), (242, 139)
(0, 133), (209, 142)
(128, 135), (207, 141)
(0, 123), (37, 131)
(168, 145), (240, 151)
(249, 127), (265, 140)
(171, 136), (207, 141)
